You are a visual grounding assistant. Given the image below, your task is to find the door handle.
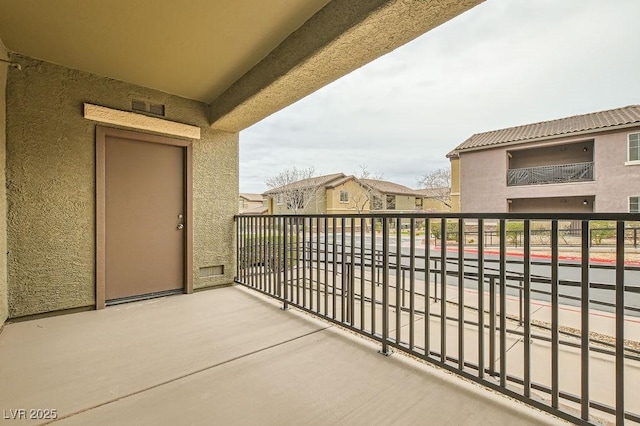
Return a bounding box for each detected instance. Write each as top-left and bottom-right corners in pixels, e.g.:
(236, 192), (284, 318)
(177, 224), (184, 230)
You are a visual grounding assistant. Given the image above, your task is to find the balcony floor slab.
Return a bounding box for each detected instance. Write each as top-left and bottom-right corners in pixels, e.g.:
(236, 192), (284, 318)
(0, 286), (563, 425)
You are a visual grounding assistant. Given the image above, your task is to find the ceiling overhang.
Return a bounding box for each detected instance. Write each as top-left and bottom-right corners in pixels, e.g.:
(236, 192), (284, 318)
(0, 0), (483, 132)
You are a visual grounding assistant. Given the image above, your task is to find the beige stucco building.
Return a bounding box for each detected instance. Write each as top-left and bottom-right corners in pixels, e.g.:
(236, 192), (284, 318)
(449, 105), (640, 213)
(264, 173), (428, 216)
(239, 193), (267, 214)
(0, 1), (481, 327)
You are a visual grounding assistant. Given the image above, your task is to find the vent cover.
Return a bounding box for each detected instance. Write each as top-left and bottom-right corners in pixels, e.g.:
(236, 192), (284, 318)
(199, 265), (224, 278)
(131, 99), (165, 117)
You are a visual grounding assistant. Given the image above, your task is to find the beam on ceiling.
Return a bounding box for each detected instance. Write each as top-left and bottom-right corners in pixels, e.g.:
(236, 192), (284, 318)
(208, 0), (483, 132)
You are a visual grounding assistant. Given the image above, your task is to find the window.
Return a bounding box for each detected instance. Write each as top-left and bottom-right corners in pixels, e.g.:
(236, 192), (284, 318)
(372, 196), (383, 210)
(276, 194), (283, 205)
(415, 198), (423, 208)
(629, 133), (640, 162)
(339, 190), (349, 203)
(386, 195), (396, 210)
(631, 196), (640, 213)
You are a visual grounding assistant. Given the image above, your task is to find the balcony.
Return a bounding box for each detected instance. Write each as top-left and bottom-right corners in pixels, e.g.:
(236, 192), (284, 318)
(236, 212), (640, 425)
(507, 162), (594, 187)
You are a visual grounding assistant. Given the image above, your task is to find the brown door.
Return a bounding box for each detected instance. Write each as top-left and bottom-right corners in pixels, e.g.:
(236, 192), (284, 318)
(104, 134), (185, 301)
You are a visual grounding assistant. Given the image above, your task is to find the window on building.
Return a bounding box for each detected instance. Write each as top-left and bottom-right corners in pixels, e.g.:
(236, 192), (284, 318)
(631, 196), (640, 213)
(276, 194), (282, 205)
(629, 133), (640, 162)
(372, 196), (383, 210)
(415, 198), (423, 209)
(386, 195), (396, 210)
(340, 190), (349, 203)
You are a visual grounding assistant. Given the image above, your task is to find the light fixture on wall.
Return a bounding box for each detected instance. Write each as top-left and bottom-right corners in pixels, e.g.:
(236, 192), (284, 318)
(0, 58), (21, 71)
(583, 199), (589, 205)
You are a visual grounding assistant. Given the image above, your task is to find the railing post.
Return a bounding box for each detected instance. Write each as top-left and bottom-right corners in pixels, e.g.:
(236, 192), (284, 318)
(489, 276), (496, 377)
(380, 217), (392, 356)
(282, 217), (289, 310)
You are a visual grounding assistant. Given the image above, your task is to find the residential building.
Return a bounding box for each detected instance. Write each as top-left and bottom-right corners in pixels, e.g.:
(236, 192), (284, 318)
(448, 105), (640, 213)
(264, 173), (347, 215)
(264, 174), (426, 216)
(360, 179), (424, 213)
(415, 187), (452, 212)
(239, 193), (266, 214)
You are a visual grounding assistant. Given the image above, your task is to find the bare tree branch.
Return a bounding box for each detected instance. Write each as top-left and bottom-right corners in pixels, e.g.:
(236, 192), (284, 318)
(349, 165), (384, 213)
(265, 166), (325, 214)
(418, 167), (452, 209)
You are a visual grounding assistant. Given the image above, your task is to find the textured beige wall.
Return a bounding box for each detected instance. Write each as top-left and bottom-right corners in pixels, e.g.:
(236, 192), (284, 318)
(327, 180), (369, 213)
(0, 41), (8, 326)
(6, 55), (238, 318)
(450, 157), (460, 212)
(593, 128), (640, 212)
(393, 195), (417, 212)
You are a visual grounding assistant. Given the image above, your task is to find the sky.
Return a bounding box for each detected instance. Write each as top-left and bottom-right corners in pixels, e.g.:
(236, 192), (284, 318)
(239, 0), (640, 194)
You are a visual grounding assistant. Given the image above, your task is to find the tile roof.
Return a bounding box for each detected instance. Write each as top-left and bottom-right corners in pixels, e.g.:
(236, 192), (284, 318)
(415, 187), (450, 197)
(238, 205), (268, 215)
(452, 105), (640, 153)
(324, 175), (357, 188)
(360, 179), (422, 196)
(239, 193), (264, 202)
(263, 173), (346, 194)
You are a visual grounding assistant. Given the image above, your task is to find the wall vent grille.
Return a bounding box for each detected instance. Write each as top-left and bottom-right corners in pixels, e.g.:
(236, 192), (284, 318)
(131, 99), (165, 117)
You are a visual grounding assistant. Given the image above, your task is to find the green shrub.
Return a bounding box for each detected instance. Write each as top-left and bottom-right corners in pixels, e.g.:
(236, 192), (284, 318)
(430, 220), (459, 242)
(590, 221), (615, 245)
(496, 221), (524, 246)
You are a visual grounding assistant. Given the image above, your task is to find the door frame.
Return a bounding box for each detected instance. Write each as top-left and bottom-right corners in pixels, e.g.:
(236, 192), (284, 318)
(95, 125), (193, 309)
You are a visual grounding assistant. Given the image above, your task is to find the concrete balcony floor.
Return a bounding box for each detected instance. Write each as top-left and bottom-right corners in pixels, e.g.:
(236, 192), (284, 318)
(0, 286), (563, 425)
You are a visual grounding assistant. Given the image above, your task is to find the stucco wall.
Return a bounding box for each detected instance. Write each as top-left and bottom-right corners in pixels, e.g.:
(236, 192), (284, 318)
(508, 140), (593, 169)
(0, 42), (8, 326)
(459, 147), (508, 212)
(327, 180), (369, 213)
(593, 128), (640, 212)
(509, 196), (594, 213)
(449, 157), (460, 212)
(6, 55), (238, 318)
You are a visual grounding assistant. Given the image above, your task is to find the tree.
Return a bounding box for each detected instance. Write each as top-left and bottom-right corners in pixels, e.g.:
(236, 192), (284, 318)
(418, 167), (452, 209)
(265, 167), (323, 214)
(349, 165), (384, 213)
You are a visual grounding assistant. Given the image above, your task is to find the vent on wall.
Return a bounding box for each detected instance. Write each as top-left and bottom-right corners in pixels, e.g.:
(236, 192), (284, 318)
(199, 265), (224, 278)
(131, 99), (165, 117)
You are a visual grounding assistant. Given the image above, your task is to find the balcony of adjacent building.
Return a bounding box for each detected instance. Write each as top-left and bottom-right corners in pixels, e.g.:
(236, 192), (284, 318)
(507, 141), (595, 187)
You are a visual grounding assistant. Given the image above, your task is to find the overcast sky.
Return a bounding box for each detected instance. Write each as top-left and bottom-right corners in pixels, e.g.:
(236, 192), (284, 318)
(239, 0), (640, 194)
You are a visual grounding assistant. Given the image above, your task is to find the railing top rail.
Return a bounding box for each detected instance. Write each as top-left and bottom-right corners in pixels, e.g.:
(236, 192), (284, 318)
(235, 212), (640, 221)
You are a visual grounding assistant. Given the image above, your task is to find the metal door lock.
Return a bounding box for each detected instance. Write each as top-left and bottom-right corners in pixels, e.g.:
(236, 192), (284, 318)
(177, 224), (184, 230)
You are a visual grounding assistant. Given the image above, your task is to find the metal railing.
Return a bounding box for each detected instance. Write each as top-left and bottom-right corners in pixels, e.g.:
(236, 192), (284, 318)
(507, 161), (594, 186)
(234, 212), (640, 425)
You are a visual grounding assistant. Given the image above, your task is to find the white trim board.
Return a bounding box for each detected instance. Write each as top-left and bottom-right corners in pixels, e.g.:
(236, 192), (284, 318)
(84, 103), (201, 140)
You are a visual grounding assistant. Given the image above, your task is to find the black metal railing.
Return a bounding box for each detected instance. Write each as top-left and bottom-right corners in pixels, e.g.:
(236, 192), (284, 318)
(507, 161), (594, 186)
(234, 212), (640, 425)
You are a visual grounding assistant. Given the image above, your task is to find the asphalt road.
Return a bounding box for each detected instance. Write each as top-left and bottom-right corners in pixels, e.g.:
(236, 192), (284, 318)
(314, 233), (640, 316)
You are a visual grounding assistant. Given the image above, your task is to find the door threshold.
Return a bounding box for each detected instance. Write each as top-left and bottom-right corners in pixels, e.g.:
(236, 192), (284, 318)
(106, 289), (184, 306)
